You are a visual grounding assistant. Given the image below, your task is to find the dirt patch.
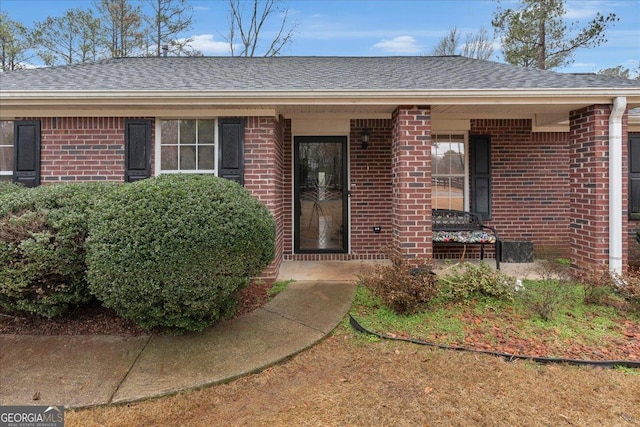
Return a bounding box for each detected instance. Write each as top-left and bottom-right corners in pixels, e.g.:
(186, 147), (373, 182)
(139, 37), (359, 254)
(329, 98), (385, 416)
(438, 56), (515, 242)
(67, 330), (640, 427)
(0, 282), (272, 336)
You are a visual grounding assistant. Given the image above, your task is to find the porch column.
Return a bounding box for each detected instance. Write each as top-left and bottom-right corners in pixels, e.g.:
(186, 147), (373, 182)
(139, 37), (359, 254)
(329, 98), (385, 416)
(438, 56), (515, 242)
(568, 105), (628, 273)
(391, 106), (432, 263)
(244, 116), (285, 280)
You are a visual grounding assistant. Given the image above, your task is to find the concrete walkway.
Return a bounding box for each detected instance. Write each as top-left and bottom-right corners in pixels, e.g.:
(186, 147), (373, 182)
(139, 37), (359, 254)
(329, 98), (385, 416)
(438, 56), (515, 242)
(0, 262), (362, 409)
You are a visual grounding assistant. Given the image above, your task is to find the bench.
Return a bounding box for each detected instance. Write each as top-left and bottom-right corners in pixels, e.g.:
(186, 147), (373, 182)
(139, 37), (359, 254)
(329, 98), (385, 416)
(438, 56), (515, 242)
(432, 209), (500, 269)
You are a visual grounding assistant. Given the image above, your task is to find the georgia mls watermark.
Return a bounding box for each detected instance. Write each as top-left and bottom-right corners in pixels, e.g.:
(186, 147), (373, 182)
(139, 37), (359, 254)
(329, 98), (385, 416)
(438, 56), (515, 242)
(0, 406), (64, 427)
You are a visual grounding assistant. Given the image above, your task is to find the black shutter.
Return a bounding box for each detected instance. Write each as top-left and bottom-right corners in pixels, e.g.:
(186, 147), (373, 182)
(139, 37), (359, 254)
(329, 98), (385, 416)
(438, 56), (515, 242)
(13, 120), (41, 188)
(470, 135), (492, 220)
(125, 119), (151, 182)
(218, 118), (244, 185)
(630, 135), (640, 220)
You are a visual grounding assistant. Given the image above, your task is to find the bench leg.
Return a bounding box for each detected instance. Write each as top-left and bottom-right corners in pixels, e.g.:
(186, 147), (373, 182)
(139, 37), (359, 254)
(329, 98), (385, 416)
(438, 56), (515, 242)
(495, 241), (500, 270)
(480, 244), (485, 261)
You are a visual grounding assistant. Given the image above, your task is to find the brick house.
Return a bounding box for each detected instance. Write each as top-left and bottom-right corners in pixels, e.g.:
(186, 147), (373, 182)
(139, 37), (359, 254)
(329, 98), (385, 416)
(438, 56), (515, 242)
(1, 56), (640, 280)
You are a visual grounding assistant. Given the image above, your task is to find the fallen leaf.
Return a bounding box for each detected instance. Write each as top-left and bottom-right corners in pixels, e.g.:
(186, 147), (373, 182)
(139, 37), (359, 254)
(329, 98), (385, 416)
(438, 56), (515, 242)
(32, 391), (40, 401)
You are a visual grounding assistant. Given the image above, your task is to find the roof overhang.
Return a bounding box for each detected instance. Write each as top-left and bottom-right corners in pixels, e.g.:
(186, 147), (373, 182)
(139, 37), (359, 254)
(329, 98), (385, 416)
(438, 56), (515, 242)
(2, 88), (639, 131)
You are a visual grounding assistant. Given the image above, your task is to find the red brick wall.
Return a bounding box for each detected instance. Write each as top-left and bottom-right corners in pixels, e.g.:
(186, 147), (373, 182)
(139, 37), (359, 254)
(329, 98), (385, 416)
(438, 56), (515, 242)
(350, 119), (393, 256)
(391, 106), (432, 263)
(282, 120), (293, 256)
(569, 105), (612, 270)
(470, 119), (571, 258)
(37, 117), (145, 183)
(244, 116), (285, 280)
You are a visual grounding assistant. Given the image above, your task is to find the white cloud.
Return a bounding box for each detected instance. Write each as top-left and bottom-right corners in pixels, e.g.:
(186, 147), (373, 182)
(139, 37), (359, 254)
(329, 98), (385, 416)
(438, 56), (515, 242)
(373, 36), (423, 54)
(187, 34), (230, 55)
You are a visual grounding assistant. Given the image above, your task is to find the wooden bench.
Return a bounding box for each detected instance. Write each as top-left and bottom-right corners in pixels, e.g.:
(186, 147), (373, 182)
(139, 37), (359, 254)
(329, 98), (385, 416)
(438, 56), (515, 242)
(432, 209), (500, 269)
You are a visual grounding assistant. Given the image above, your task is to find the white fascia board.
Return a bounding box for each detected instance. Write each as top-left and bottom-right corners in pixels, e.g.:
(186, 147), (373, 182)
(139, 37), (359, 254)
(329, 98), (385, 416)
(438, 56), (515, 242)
(2, 88), (640, 104)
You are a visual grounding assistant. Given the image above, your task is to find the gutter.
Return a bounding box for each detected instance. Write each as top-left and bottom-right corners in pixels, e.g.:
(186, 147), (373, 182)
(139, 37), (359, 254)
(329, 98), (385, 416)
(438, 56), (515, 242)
(610, 97), (626, 275)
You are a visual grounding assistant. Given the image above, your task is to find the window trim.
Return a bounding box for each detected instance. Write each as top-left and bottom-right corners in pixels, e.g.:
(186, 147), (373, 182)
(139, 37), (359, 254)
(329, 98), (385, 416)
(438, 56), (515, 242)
(431, 132), (470, 212)
(155, 118), (218, 176)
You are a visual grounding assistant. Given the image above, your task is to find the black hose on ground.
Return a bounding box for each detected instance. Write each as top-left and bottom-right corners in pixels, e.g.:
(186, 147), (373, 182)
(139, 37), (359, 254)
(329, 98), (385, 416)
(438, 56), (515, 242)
(349, 315), (640, 369)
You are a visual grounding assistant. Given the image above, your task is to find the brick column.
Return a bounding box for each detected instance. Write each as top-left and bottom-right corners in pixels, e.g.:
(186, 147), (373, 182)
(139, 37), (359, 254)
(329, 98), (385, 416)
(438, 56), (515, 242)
(391, 106), (432, 263)
(244, 116), (285, 281)
(569, 105), (627, 272)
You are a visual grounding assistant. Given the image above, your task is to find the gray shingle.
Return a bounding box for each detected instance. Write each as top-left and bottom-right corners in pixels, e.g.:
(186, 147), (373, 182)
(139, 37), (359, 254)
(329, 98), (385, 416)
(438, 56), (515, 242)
(2, 56), (639, 92)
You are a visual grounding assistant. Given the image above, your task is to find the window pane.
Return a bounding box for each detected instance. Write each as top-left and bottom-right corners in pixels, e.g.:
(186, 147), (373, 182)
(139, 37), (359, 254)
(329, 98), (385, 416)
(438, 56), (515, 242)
(198, 145), (214, 170)
(1, 121), (13, 146)
(198, 120), (215, 145)
(161, 146), (178, 170)
(432, 134), (465, 210)
(180, 145), (196, 170)
(0, 147), (12, 172)
(179, 120), (196, 145)
(161, 120), (178, 145)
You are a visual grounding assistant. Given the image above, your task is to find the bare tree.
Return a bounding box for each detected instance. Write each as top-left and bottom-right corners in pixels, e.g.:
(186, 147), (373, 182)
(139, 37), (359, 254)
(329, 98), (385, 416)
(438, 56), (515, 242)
(598, 65), (640, 80)
(461, 28), (494, 60)
(95, 0), (144, 57)
(0, 11), (33, 71)
(226, 0), (295, 57)
(431, 28), (460, 56)
(432, 27), (493, 60)
(143, 0), (196, 56)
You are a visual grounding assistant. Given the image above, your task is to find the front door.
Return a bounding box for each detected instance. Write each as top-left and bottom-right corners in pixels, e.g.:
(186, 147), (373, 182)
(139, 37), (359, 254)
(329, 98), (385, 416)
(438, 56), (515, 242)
(294, 136), (348, 253)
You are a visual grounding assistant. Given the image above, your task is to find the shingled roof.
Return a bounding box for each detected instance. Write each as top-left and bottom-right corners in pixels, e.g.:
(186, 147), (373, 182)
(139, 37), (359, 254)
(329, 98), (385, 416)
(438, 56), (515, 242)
(2, 56), (639, 92)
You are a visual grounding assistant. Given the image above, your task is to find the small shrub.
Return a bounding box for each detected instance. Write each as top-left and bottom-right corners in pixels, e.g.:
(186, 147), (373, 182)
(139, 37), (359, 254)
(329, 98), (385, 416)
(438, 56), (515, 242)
(86, 175), (276, 331)
(616, 271), (640, 315)
(519, 257), (573, 321)
(439, 261), (514, 302)
(520, 281), (573, 321)
(581, 265), (615, 306)
(0, 182), (117, 317)
(358, 249), (438, 315)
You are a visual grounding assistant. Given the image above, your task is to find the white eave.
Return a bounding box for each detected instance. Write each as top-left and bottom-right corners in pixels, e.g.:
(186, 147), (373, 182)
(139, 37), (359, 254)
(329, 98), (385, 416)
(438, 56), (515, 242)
(2, 88), (640, 128)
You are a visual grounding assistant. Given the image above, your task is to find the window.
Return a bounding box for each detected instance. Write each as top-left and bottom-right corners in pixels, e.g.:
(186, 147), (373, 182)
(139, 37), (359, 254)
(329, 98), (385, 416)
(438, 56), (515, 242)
(0, 121), (13, 181)
(630, 134), (640, 220)
(159, 119), (216, 173)
(432, 134), (467, 211)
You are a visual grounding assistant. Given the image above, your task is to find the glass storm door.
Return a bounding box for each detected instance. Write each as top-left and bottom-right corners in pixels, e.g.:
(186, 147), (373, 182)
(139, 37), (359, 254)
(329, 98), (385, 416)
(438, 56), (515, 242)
(294, 136), (348, 253)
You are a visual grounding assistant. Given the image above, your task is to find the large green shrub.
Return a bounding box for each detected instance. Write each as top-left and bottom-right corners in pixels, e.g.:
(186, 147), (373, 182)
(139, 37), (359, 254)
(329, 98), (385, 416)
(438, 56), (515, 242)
(86, 174), (276, 331)
(0, 181), (25, 196)
(0, 182), (117, 317)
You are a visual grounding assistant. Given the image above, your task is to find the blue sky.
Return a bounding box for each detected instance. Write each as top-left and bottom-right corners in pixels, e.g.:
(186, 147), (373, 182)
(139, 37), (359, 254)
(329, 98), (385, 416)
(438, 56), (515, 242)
(1, 0), (638, 74)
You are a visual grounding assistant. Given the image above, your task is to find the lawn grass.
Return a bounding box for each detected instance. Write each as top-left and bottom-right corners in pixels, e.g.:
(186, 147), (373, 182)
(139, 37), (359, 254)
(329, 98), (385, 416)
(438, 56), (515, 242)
(350, 278), (640, 361)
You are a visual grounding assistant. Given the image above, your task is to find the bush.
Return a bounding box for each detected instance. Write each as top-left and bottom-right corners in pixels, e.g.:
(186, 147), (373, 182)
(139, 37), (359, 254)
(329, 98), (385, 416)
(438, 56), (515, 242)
(581, 265), (615, 306)
(440, 261), (514, 302)
(86, 175), (276, 331)
(616, 271), (640, 315)
(359, 249), (438, 315)
(519, 258), (573, 321)
(0, 181), (26, 196)
(0, 182), (117, 317)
